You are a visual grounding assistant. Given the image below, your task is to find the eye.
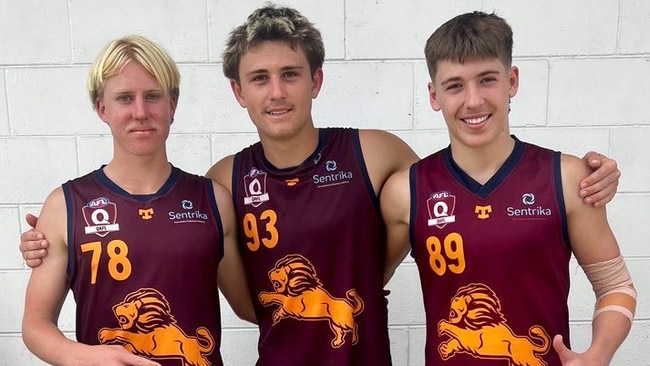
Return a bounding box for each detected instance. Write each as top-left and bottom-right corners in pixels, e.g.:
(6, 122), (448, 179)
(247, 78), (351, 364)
(116, 95), (132, 103)
(146, 93), (162, 101)
(251, 74), (268, 83)
(480, 76), (497, 84)
(283, 71), (298, 79)
(446, 83), (462, 92)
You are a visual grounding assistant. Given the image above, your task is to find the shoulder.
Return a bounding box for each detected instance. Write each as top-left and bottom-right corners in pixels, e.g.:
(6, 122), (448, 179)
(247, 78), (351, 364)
(560, 153), (591, 188)
(358, 129), (411, 151)
(358, 129), (419, 187)
(42, 186), (66, 213)
(209, 179), (236, 229)
(206, 154), (235, 193)
(36, 186), (67, 247)
(559, 153), (594, 214)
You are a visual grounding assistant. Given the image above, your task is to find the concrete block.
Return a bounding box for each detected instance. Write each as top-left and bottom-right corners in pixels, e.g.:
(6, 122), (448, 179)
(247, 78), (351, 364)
(314, 62), (415, 130)
(0, 137), (77, 203)
(6, 67), (101, 136)
(0, 0), (71, 65)
(69, 0), (209, 63)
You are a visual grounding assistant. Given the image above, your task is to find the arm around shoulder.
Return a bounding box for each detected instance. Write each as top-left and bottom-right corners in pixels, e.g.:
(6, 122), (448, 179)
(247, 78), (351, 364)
(211, 181), (256, 324)
(358, 129), (419, 194)
(206, 155), (235, 193)
(380, 168), (412, 285)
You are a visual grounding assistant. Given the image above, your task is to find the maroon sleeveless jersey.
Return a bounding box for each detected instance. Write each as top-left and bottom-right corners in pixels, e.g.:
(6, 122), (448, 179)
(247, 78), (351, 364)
(232, 128), (391, 365)
(65, 166), (224, 366)
(410, 139), (571, 366)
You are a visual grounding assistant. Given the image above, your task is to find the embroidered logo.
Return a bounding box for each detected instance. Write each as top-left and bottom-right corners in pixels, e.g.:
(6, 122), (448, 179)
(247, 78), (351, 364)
(82, 197), (120, 237)
(312, 160), (353, 188)
(507, 192), (552, 220)
(427, 191), (456, 228)
(138, 208), (154, 220)
(168, 199), (208, 223)
(475, 205), (492, 219)
(244, 168), (270, 207)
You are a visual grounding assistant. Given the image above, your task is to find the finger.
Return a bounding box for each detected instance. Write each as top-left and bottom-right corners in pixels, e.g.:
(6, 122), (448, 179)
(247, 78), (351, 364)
(552, 334), (571, 362)
(129, 356), (161, 366)
(584, 184), (616, 207)
(20, 229), (44, 243)
(26, 213), (39, 228)
(24, 258), (43, 269)
(582, 150), (603, 169)
(19, 237), (48, 252)
(23, 248), (48, 260)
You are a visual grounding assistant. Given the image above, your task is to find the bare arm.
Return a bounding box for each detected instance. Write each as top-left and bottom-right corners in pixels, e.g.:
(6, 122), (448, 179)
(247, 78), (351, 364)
(22, 188), (159, 366)
(206, 155), (235, 193)
(552, 154), (635, 365)
(212, 181), (256, 324)
(580, 151), (621, 207)
(358, 129), (419, 195)
(380, 169), (412, 285)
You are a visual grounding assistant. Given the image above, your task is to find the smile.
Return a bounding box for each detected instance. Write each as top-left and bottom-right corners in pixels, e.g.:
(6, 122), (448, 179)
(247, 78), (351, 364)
(462, 115), (489, 125)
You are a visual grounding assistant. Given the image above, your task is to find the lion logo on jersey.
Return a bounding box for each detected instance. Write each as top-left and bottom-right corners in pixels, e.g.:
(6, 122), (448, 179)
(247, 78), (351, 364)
(259, 254), (364, 348)
(99, 288), (215, 366)
(437, 283), (550, 366)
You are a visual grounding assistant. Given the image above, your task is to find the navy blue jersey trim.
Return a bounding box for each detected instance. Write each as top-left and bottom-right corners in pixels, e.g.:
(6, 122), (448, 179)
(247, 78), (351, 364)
(442, 136), (525, 199)
(93, 164), (181, 202)
(62, 182), (75, 284)
(553, 151), (571, 250)
(231, 152), (243, 215)
(206, 180), (225, 261)
(351, 128), (381, 210)
(408, 164), (418, 258)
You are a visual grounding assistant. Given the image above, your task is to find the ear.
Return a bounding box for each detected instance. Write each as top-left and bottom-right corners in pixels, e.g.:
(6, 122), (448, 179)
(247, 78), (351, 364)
(230, 79), (247, 108)
(509, 66), (520, 98)
(428, 82), (442, 111)
(311, 68), (324, 99)
(169, 96), (178, 122)
(95, 98), (110, 123)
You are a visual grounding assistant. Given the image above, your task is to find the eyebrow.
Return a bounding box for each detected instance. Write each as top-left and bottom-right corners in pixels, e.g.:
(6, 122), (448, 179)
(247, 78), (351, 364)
(244, 65), (305, 78)
(440, 69), (500, 86)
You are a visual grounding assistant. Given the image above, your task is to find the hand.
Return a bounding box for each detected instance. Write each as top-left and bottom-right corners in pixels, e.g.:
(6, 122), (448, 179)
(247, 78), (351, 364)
(82, 344), (161, 366)
(553, 335), (606, 366)
(580, 151), (620, 207)
(20, 214), (48, 268)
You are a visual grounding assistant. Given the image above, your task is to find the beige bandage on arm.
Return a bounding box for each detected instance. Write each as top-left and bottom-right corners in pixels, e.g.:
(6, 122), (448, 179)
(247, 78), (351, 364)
(582, 255), (637, 323)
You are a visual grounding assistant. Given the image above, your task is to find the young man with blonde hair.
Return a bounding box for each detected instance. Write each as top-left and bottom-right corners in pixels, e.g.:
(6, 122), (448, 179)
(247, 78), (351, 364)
(22, 35), (251, 366)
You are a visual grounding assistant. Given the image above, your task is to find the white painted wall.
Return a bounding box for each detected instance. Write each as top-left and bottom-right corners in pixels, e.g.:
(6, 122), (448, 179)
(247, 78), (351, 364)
(1, 0), (648, 365)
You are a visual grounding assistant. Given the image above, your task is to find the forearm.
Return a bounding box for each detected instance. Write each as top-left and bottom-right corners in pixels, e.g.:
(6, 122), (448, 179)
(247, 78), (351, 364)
(586, 311), (632, 364)
(23, 319), (88, 365)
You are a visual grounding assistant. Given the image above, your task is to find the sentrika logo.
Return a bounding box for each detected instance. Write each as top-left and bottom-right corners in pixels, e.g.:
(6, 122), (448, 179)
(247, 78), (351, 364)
(313, 159), (353, 188)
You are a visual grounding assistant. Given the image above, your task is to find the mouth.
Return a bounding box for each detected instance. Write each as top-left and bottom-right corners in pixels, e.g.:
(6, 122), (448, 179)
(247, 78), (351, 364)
(266, 106), (293, 118)
(461, 114), (490, 125)
(129, 127), (156, 134)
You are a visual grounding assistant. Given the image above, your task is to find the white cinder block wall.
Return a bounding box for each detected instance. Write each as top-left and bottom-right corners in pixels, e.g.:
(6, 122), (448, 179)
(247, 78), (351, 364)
(1, 0), (648, 365)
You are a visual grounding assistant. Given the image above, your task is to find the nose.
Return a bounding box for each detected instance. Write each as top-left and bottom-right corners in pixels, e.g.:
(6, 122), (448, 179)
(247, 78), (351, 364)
(465, 83), (484, 109)
(133, 96), (148, 120)
(268, 76), (287, 100)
